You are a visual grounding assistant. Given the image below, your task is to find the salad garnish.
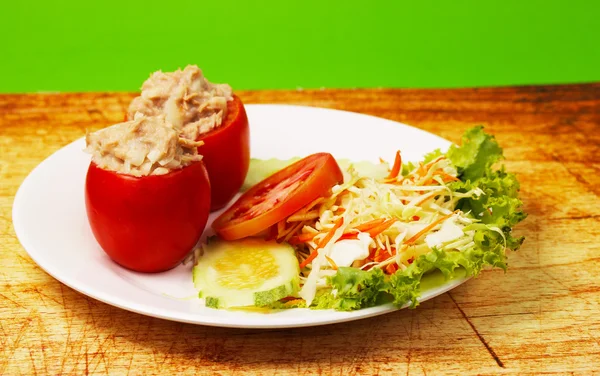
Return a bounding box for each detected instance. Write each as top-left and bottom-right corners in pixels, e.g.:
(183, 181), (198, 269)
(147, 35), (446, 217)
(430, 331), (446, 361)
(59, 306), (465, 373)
(194, 126), (526, 311)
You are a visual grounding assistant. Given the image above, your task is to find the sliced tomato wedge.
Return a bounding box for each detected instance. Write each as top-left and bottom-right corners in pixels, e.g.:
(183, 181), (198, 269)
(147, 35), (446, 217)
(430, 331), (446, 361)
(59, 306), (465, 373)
(212, 153), (343, 240)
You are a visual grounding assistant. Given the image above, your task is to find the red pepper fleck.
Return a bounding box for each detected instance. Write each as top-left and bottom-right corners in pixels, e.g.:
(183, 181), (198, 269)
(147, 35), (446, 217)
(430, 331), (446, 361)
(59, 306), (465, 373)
(412, 215), (420, 221)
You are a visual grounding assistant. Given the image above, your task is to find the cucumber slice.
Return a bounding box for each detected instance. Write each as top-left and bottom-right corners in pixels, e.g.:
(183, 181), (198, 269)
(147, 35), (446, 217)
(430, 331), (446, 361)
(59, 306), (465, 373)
(193, 238), (300, 309)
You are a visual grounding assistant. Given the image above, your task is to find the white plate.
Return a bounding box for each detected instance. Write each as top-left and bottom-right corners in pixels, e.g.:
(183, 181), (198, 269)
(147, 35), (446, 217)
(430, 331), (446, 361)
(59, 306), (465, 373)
(13, 105), (469, 329)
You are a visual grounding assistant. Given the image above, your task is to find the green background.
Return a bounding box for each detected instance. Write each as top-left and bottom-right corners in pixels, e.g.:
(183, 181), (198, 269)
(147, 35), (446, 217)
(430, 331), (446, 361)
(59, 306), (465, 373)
(2, 1), (599, 93)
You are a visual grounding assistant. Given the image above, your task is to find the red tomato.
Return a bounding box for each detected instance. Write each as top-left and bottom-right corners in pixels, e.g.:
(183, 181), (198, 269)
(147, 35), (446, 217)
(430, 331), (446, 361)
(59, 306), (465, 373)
(85, 161), (211, 273)
(198, 95), (250, 211)
(212, 153), (343, 241)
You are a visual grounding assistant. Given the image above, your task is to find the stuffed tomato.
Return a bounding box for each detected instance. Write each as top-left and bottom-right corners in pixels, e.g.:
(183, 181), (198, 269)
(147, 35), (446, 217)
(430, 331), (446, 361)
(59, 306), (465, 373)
(84, 115), (211, 273)
(128, 65), (250, 211)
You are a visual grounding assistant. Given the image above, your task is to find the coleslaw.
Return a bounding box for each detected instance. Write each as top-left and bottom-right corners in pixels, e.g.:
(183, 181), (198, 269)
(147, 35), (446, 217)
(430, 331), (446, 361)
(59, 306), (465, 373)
(264, 126), (526, 310)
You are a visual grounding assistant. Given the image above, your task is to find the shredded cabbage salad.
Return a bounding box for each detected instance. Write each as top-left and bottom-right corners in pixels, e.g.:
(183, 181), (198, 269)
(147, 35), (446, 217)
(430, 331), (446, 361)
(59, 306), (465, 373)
(263, 126), (526, 310)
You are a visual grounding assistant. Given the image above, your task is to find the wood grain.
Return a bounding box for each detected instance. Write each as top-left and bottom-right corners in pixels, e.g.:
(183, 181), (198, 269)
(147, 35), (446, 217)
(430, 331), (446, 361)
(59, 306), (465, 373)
(1, 84), (599, 375)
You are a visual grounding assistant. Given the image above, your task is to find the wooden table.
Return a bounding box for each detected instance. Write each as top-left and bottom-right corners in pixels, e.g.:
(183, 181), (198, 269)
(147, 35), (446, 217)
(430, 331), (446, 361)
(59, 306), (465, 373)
(1, 85), (599, 375)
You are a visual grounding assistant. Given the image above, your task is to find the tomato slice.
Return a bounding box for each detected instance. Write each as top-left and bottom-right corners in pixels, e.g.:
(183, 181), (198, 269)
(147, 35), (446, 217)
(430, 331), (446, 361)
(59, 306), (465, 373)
(212, 153), (343, 241)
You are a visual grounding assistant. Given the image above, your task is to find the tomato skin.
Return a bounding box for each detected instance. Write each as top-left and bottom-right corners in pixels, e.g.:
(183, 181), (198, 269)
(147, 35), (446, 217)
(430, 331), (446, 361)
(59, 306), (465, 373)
(212, 153), (343, 241)
(198, 95), (250, 211)
(85, 161), (211, 273)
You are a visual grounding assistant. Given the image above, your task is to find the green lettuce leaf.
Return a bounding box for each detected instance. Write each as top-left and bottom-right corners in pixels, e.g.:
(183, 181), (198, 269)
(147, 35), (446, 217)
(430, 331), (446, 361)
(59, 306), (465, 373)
(324, 267), (388, 311)
(304, 234), (508, 311)
(447, 126), (503, 181)
(446, 125), (526, 250)
(449, 168), (526, 251)
(390, 248), (461, 308)
(309, 289), (339, 309)
(389, 228), (508, 307)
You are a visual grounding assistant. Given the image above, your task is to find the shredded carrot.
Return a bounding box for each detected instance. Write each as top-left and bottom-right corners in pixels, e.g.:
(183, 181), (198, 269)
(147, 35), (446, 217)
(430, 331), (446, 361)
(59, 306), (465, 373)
(442, 173), (460, 182)
(424, 168), (459, 183)
(374, 248), (392, 262)
(299, 238), (331, 268)
(325, 255), (338, 270)
(289, 232), (318, 245)
(416, 162), (426, 177)
(316, 217), (344, 249)
(373, 245), (398, 263)
(336, 232), (358, 241)
(367, 219), (396, 238)
(299, 217), (344, 269)
(373, 249), (382, 262)
(439, 172), (460, 182)
(422, 178), (435, 186)
(386, 151), (402, 179)
(364, 247), (377, 264)
(414, 194), (433, 207)
(333, 218), (388, 242)
(385, 263), (398, 274)
(404, 210), (457, 245)
(355, 218), (387, 232)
